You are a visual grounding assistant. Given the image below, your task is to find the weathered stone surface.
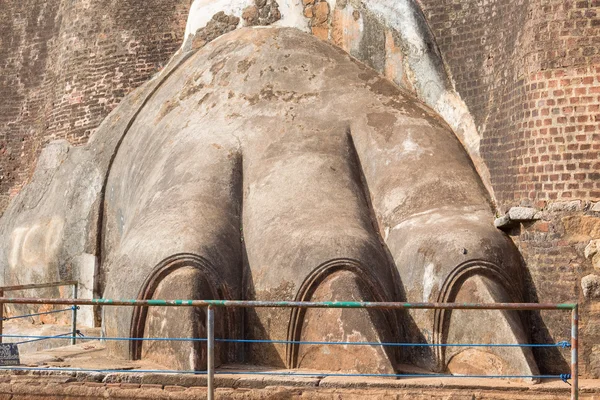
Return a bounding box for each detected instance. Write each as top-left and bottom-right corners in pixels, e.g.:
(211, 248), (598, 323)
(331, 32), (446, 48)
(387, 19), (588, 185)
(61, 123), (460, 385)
(495, 207), (541, 230)
(0, 26), (538, 377)
(0, 49), (193, 330)
(186, 12), (240, 51)
(444, 275), (537, 379)
(563, 216), (600, 240)
(547, 200), (582, 213)
(242, 0), (281, 26)
(507, 207), (540, 221)
(586, 240), (600, 270)
(0, 371), (594, 399)
(1, 0), (598, 381)
(582, 274), (600, 300)
(178, 0), (490, 197)
(494, 215), (511, 229)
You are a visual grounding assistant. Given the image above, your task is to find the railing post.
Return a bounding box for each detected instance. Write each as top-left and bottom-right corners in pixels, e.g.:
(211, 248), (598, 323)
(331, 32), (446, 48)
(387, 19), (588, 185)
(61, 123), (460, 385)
(571, 304), (578, 400)
(71, 284), (78, 345)
(0, 289), (4, 344)
(207, 305), (215, 400)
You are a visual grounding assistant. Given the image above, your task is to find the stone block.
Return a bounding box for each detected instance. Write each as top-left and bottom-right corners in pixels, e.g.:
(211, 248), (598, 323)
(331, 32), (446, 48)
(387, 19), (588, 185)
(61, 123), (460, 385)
(495, 207), (540, 230)
(582, 274), (600, 299)
(585, 239), (600, 270)
(494, 215), (511, 228)
(547, 200), (582, 212)
(507, 207), (540, 221)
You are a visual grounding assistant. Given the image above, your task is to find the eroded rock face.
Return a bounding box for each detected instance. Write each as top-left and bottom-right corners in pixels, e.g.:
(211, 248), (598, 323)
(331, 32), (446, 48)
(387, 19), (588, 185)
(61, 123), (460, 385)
(0, 27), (538, 375)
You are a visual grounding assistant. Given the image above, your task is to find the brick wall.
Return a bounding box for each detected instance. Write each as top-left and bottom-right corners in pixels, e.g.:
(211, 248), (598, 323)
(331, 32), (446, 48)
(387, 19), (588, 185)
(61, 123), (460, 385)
(0, 0), (191, 214)
(418, 0), (599, 209)
(418, 0), (600, 377)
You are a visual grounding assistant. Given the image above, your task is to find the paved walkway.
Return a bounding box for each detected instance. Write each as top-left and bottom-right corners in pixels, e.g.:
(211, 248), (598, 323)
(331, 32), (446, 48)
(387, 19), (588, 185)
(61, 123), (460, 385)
(0, 341), (595, 399)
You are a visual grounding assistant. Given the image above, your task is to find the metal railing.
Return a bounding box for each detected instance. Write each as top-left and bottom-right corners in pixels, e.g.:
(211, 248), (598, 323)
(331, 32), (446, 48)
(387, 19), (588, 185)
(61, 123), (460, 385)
(0, 282), (78, 345)
(0, 297), (579, 400)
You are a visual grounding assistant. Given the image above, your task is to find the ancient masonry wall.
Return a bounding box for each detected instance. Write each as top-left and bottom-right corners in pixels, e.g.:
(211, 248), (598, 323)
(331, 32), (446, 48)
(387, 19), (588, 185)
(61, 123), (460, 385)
(418, 0), (600, 376)
(0, 0), (192, 213)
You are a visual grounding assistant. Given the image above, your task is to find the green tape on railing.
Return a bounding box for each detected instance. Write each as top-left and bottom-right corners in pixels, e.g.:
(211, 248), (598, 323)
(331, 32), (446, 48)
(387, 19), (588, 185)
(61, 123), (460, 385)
(557, 303), (577, 309)
(92, 299), (113, 304)
(147, 300), (167, 305)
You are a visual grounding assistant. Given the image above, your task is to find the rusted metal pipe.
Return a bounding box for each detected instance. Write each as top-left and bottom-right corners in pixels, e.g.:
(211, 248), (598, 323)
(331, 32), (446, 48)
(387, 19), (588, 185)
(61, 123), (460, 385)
(0, 298), (578, 310)
(207, 306), (215, 400)
(0, 289), (3, 344)
(71, 284), (78, 346)
(571, 305), (579, 400)
(0, 281), (78, 292)
(0, 281), (79, 345)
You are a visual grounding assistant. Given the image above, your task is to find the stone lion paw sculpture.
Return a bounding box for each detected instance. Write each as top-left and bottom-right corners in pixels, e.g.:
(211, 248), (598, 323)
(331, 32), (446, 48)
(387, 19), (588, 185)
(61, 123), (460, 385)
(0, 27), (538, 376)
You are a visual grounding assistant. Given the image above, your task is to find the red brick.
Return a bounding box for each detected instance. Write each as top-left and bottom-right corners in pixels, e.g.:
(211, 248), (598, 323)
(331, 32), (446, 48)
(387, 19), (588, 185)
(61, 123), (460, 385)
(165, 386), (186, 392)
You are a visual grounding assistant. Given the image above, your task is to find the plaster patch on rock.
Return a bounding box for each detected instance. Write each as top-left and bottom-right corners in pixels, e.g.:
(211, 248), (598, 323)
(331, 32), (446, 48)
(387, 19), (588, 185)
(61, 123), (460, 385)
(402, 134), (424, 158)
(331, 3), (363, 54)
(384, 30), (405, 88)
(391, 208), (488, 231)
(434, 91), (480, 157)
(183, 0), (309, 50)
(184, 0), (251, 43)
(189, 348), (198, 370)
(366, 0), (447, 102)
(361, 0), (492, 202)
(270, 0), (310, 31)
(422, 262), (435, 302)
(8, 217), (64, 284)
(381, 187), (407, 217)
(71, 253), (97, 327)
(37, 140), (70, 170)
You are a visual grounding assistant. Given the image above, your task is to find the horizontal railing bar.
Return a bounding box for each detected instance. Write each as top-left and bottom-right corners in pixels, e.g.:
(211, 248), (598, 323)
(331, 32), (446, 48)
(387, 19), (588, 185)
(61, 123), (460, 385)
(0, 281), (78, 292)
(0, 334), (571, 348)
(0, 334), (207, 342)
(212, 338), (572, 348)
(3, 307), (76, 321)
(14, 332), (73, 346)
(0, 298), (577, 310)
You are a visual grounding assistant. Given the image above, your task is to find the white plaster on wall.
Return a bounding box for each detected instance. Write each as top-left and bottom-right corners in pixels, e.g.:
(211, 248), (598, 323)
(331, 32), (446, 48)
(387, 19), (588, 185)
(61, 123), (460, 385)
(367, 0), (446, 99)
(365, 0), (493, 201)
(273, 0), (311, 32)
(332, 3), (364, 55)
(8, 217), (64, 284)
(72, 253), (97, 327)
(402, 134), (424, 158)
(184, 0), (249, 41)
(422, 262), (435, 302)
(183, 0), (309, 50)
